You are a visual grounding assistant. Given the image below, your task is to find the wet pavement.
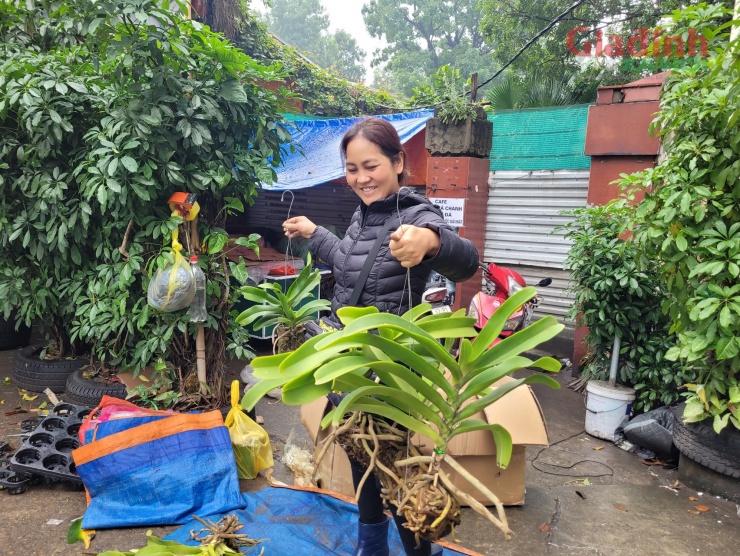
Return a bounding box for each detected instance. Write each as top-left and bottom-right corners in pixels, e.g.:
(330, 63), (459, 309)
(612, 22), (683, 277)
(1, 341), (738, 555)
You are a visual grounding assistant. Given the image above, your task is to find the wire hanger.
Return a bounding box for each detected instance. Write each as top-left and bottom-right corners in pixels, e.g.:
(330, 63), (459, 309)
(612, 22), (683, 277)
(281, 190), (295, 267)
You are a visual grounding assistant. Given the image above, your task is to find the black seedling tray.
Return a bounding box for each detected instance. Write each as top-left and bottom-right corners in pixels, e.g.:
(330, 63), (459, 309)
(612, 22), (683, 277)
(8, 402), (92, 484)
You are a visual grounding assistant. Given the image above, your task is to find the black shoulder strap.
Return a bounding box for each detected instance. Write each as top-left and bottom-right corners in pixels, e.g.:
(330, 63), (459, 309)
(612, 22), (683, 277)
(347, 214), (399, 307)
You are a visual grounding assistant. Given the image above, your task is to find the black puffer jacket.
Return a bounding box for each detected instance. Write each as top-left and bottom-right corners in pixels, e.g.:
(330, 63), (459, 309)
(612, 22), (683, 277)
(309, 188), (479, 317)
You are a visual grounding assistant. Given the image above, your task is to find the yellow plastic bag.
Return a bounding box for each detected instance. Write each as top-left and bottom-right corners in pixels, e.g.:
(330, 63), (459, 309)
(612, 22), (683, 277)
(224, 380), (273, 479)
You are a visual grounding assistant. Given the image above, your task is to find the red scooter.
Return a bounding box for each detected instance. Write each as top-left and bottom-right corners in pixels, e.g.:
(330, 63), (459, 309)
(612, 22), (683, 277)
(467, 262), (552, 345)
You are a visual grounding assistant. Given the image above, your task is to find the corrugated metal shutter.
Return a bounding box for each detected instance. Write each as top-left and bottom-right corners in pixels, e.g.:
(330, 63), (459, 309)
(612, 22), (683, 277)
(484, 170), (589, 322)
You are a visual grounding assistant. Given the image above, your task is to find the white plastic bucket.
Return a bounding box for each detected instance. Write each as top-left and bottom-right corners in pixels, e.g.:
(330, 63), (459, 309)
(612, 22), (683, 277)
(585, 380), (636, 441)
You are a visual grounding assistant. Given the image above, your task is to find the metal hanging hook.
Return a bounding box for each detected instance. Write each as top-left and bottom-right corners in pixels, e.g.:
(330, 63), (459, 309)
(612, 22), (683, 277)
(281, 190), (295, 220)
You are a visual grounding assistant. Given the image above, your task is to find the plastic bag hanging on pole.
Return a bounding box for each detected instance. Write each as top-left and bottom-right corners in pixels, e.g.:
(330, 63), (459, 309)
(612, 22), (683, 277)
(187, 256), (207, 322)
(147, 225), (195, 312)
(224, 380), (273, 479)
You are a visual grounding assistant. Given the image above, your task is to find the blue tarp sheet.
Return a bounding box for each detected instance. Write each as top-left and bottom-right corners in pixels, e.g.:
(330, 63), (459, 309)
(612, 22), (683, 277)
(266, 110), (433, 191)
(166, 485), (481, 555)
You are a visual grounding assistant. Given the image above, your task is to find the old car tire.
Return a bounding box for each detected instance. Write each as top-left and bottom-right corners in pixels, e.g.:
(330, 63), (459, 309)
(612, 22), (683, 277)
(63, 369), (128, 407)
(11, 345), (86, 393)
(672, 405), (740, 479)
(0, 318), (31, 351)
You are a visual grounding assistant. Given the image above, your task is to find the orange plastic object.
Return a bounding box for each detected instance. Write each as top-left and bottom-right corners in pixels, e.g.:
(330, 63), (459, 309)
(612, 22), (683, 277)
(167, 192), (200, 220)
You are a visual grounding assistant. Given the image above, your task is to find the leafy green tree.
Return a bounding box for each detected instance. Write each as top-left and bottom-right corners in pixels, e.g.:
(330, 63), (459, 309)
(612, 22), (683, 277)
(0, 0), (291, 405)
(264, 0), (366, 82)
(362, 0), (497, 95)
(619, 4), (739, 432)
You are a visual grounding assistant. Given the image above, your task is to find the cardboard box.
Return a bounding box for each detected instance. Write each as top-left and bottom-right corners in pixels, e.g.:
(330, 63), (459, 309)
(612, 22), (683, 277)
(299, 376), (549, 506)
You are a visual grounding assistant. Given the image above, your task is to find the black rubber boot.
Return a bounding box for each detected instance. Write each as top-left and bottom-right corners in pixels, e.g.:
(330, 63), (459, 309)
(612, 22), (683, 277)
(352, 516), (390, 556)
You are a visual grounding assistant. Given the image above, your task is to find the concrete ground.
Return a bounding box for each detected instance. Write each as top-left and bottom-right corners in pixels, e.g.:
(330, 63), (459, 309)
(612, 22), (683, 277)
(1, 340), (738, 556)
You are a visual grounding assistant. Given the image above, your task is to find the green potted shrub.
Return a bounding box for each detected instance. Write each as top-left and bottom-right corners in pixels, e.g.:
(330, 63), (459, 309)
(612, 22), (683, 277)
(560, 200), (695, 440)
(412, 66), (492, 158)
(618, 5), (740, 489)
(241, 287), (563, 541)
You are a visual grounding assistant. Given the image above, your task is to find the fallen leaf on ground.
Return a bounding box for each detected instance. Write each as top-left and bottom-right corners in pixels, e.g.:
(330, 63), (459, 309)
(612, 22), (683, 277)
(613, 503), (628, 512)
(67, 518), (96, 549)
(2, 377), (10, 385)
(689, 496), (698, 501)
(695, 505), (710, 512)
(21, 392), (38, 401)
(593, 446), (604, 451)
(538, 523), (551, 533)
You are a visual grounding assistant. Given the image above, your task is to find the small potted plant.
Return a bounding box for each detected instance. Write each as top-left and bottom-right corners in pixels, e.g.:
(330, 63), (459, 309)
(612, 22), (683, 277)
(236, 256), (331, 353)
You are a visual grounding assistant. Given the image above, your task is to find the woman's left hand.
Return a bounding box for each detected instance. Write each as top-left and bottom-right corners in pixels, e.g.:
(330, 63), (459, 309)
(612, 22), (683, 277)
(389, 225), (441, 268)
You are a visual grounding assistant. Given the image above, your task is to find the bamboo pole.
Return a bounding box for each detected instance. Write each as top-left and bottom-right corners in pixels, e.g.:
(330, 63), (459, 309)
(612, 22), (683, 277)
(189, 214), (207, 395)
(196, 324), (206, 395)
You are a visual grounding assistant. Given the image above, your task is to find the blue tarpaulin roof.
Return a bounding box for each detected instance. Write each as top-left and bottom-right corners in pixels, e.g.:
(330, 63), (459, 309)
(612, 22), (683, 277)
(264, 110), (433, 191)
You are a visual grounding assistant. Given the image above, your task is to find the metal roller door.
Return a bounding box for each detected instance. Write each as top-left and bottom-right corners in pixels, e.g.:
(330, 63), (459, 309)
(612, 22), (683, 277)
(484, 170), (590, 323)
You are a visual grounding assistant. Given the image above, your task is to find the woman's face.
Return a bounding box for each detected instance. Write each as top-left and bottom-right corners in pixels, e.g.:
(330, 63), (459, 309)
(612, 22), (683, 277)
(344, 135), (403, 206)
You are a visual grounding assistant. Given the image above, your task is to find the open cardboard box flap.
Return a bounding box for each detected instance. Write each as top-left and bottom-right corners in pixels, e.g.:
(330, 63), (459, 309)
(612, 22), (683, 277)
(301, 395), (330, 444)
(418, 375), (549, 457)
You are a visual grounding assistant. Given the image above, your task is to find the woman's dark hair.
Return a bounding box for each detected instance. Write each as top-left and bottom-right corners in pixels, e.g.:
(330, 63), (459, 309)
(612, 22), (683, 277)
(340, 118), (411, 187)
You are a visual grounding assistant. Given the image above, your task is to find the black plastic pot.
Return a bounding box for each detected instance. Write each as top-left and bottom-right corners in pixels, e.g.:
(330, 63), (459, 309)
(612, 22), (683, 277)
(0, 316), (32, 351)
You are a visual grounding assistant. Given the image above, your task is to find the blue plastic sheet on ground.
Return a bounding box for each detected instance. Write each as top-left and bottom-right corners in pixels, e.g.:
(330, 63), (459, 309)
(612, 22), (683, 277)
(264, 110), (433, 191)
(166, 486), (479, 555)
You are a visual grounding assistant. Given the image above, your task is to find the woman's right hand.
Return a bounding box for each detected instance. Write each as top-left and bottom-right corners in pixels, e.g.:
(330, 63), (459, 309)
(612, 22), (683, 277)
(283, 216), (317, 239)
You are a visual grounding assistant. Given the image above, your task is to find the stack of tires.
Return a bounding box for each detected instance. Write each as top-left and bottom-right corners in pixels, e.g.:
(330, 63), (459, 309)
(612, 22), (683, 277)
(672, 404), (740, 503)
(11, 345), (85, 394)
(63, 369), (127, 407)
(10, 345), (127, 407)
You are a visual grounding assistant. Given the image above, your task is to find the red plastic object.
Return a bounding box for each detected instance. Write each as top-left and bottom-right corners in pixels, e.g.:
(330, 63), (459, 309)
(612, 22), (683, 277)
(268, 264), (297, 276)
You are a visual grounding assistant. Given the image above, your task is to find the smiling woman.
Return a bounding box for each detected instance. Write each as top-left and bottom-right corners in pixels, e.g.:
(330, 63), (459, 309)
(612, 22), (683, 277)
(280, 117), (479, 556)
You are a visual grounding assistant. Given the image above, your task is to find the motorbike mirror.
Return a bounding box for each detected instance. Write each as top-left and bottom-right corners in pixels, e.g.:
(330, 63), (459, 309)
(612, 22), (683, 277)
(536, 278), (552, 287)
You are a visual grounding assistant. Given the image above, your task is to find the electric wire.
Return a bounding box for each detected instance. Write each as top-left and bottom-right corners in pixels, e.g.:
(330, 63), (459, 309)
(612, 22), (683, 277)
(530, 430), (615, 479)
(474, 0), (589, 91)
(361, 0), (589, 112)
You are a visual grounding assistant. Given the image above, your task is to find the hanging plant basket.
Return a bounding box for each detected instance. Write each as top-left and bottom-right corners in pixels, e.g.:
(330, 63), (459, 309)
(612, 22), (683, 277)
(425, 106), (493, 158)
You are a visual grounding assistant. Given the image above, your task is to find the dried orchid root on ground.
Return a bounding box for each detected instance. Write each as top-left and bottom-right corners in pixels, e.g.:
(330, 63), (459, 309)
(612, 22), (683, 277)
(190, 514), (267, 550)
(312, 411), (513, 544)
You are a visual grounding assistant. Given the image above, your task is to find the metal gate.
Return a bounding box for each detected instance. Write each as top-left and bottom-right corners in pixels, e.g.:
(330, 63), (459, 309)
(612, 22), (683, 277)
(484, 170), (590, 322)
